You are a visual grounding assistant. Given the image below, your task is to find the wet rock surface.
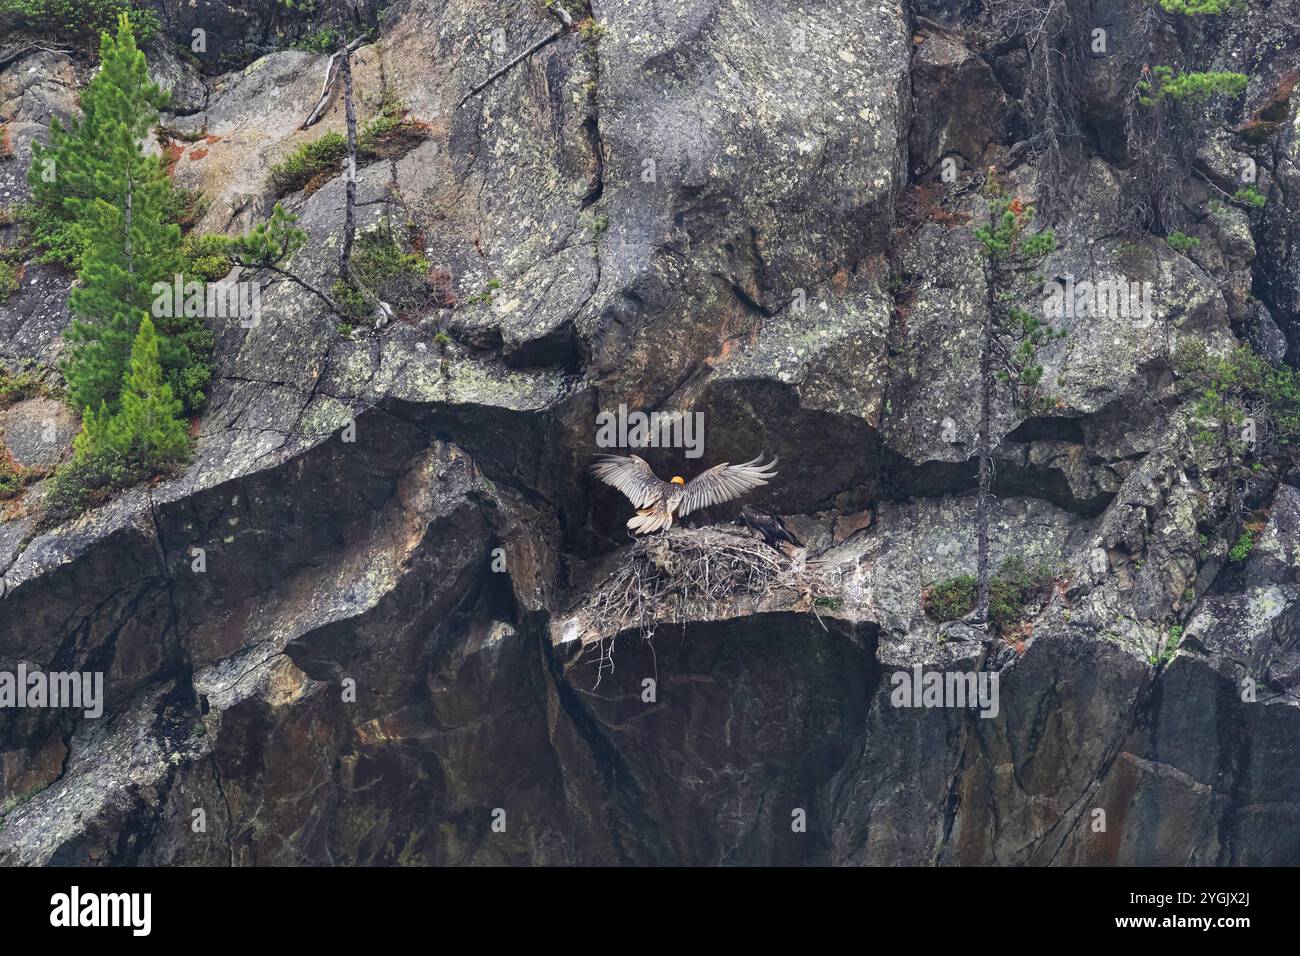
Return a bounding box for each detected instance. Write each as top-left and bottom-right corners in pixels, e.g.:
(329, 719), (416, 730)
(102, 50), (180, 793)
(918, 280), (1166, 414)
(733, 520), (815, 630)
(0, 0), (1298, 865)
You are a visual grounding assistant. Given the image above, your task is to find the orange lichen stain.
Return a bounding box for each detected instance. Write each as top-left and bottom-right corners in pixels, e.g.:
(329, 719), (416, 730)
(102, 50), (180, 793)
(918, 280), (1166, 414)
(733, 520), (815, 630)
(188, 147), (209, 161)
(162, 142), (184, 174)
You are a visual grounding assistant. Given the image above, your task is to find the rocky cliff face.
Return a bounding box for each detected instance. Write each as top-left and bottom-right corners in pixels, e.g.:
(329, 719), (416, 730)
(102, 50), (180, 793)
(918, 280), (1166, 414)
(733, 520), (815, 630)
(0, 0), (1298, 865)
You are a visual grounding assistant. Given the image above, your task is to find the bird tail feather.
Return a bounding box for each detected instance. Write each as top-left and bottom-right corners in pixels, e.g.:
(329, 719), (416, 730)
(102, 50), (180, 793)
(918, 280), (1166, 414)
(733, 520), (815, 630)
(628, 505), (672, 534)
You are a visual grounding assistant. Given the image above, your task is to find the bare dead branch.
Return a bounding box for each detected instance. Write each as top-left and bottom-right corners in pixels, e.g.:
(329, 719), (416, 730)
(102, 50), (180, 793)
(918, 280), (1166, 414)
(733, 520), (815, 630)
(300, 34), (368, 129)
(455, 6), (577, 110)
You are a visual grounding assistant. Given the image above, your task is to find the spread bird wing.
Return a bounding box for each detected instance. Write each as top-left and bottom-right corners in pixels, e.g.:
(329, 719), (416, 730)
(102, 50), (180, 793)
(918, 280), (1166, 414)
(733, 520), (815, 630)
(678, 456), (777, 517)
(591, 455), (670, 508)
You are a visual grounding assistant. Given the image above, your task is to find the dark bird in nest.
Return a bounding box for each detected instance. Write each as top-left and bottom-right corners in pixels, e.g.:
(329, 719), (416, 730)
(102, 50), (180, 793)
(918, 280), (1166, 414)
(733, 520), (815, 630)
(740, 505), (803, 553)
(591, 454), (778, 534)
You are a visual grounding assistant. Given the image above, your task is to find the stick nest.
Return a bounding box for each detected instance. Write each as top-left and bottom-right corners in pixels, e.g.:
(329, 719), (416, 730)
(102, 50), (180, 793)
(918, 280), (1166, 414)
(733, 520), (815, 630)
(573, 527), (828, 685)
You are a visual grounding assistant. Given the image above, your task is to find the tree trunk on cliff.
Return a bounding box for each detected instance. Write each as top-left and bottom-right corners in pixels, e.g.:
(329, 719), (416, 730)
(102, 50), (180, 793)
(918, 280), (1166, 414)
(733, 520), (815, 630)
(976, 275), (994, 630)
(1222, 390), (1241, 537)
(337, 7), (358, 283)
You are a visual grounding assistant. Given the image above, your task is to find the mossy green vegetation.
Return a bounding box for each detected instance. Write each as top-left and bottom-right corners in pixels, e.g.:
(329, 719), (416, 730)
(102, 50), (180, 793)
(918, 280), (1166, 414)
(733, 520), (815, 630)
(291, 27), (342, 53)
(1138, 67), (1248, 106)
(1151, 624), (1184, 666)
(268, 132), (348, 196)
(924, 574), (978, 622)
(268, 97), (429, 198)
(0, 367), (46, 407)
(0, 455), (30, 499)
(924, 557), (1056, 634)
(1166, 230), (1200, 252)
(0, 0), (159, 43)
(1232, 186), (1266, 208)
(357, 94), (428, 157)
(166, 186), (209, 231)
(1155, 0), (1243, 14)
(12, 200), (76, 270)
(331, 225), (437, 327)
(0, 260), (17, 302)
(1228, 529), (1255, 561)
(352, 227), (429, 306)
(330, 278), (373, 327)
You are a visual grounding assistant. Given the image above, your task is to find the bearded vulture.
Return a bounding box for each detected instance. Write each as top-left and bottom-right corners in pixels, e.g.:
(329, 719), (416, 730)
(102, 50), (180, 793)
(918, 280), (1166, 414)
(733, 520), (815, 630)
(591, 454), (778, 534)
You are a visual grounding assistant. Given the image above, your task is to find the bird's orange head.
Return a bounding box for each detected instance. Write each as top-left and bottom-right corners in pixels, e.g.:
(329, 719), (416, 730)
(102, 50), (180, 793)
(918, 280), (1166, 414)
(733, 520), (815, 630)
(671, 476), (685, 485)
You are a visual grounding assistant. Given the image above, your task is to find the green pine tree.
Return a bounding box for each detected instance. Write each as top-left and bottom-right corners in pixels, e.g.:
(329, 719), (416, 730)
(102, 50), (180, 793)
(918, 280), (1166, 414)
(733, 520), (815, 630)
(27, 10), (167, 269)
(48, 316), (187, 523)
(35, 13), (211, 416)
(71, 399), (114, 462)
(105, 314), (189, 464)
